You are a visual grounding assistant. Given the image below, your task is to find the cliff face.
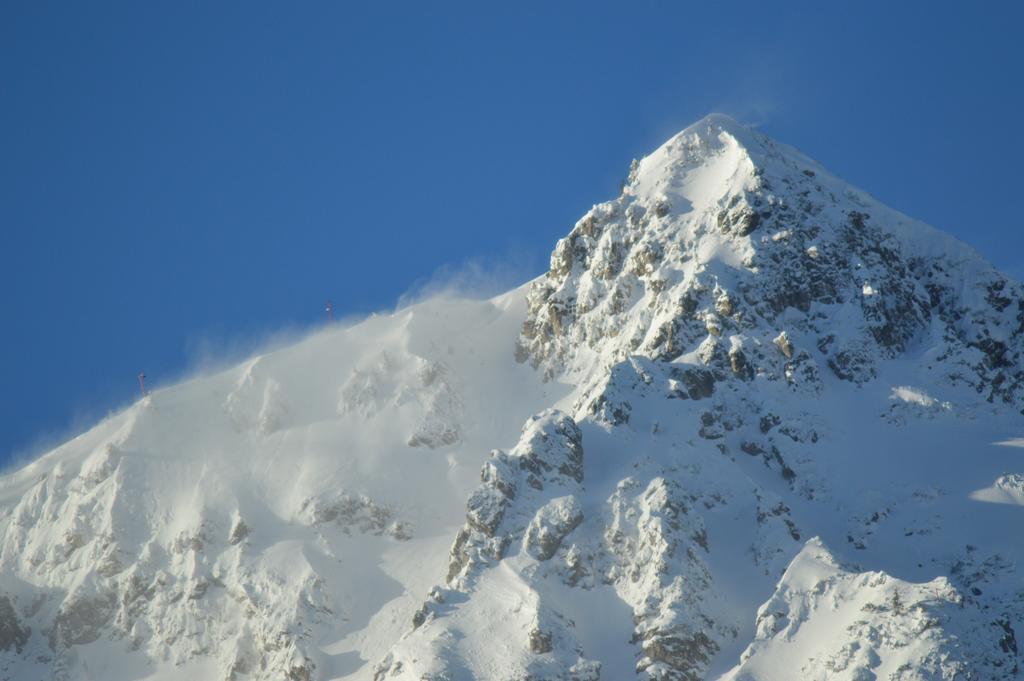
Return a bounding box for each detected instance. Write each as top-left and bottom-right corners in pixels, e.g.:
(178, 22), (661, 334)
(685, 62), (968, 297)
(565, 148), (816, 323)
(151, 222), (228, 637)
(0, 116), (1022, 681)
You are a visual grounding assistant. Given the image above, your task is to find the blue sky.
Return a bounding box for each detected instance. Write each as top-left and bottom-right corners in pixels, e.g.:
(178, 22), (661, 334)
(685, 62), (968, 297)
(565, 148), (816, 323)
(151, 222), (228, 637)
(2, 1), (1023, 463)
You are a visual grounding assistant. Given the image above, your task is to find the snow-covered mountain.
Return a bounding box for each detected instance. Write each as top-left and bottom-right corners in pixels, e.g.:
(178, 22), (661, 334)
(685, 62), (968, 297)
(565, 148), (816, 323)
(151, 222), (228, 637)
(2, 114), (1022, 681)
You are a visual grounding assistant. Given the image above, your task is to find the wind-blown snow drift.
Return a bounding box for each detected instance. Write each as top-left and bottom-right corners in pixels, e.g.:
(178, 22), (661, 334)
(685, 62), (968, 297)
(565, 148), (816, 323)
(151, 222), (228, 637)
(1, 115), (1022, 681)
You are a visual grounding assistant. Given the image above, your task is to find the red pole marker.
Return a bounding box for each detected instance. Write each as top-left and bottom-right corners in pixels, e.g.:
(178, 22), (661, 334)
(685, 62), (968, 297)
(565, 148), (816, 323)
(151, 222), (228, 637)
(138, 372), (147, 397)
(326, 300), (334, 322)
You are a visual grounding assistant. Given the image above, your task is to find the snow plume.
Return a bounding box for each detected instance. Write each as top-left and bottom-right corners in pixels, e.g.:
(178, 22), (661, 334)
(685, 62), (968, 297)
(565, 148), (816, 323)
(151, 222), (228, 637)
(396, 248), (544, 309)
(180, 315), (362, 380)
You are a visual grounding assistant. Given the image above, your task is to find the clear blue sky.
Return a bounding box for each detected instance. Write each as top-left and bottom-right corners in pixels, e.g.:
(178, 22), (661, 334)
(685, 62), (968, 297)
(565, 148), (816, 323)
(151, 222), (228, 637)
(2, 1), (1022, 463)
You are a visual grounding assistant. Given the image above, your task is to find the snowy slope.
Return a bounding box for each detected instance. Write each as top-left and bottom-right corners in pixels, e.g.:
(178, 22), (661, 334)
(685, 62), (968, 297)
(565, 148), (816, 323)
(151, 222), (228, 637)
(1, 115), (1022, 681)
(0, 293), (560, 680)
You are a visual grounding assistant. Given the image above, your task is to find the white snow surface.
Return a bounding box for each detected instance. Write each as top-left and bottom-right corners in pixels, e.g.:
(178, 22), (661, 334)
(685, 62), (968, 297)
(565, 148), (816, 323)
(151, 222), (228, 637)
(1, 114), (1022, 681)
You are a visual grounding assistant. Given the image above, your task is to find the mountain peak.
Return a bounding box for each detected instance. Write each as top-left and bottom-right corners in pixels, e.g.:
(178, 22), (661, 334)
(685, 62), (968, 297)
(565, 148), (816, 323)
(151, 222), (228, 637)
(676, 112), (751, 138)
(626, 113), (762, 203)
(517, 115), (1024, 413)
(0, 116), (1022, 681)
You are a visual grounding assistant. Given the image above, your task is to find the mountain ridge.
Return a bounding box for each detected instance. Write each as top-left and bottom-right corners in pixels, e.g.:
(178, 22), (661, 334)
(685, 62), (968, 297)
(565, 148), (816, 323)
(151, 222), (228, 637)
(0, 115), (1021, 681)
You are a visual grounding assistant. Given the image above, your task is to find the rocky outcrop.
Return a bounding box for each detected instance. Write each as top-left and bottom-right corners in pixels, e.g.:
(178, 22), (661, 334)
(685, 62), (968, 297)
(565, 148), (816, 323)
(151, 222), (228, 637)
(515, 116), (1024, 415)
(0, 597), (29, 654)
(524, 495), (584, 561)
(727, 539), (1020, 680)
(300, 490), (411, 540)
(447, 409), (586, 586)
(51, 590), (115, 648)
(604, 477), (724, 681)
(375, 410), (601, 680)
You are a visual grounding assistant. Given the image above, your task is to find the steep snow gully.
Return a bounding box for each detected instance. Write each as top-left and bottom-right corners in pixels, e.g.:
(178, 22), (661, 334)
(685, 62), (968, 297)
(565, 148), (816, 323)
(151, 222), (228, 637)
(1, 115), (1022, 680)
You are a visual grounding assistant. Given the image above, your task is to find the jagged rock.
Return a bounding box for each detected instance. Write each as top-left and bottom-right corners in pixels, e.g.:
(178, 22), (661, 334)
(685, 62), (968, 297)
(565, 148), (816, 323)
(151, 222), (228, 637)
(466, 486), (508, 536)
(447, 410), (585, 585)
(704, 314), (723, 337)
(759, 413), (781, 433)
(383, 412), (602, 680)
(667, 366), (715, 400)
(654, 198), (672, 218)
(773, 331), (793, 359)
(715, 293), (734, 317)
(516, 116), (1022, 412)
(52, 591), (116, 647)
(286, 660), (315, 681)
(529, 628), (554, 654)
(697, 336), (722, 365)
(228, 517), (251, 545)
(523, 496), (583, 560)
(729, 346), (753, 380)
(605, 477), (722, 680)
(730, 539), (1020, 680)
(636, 627), (716, 681)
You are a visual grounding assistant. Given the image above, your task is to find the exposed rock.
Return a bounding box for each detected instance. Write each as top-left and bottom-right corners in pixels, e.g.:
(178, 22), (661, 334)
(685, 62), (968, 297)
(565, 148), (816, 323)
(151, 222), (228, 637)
(0, 596), (29, 653)
(300, 492), (410, 540)
(667, 366), (715, 400)
(466, 487), (508, 537)
(605, 477), (723, 681)
(715, 293), (734, 317)
(515, 118), (1023, 412)
(729, 347), (753, 381)
(529, 627), (554, 654)
(523, 496), (584, 561)
(228, 517), (251, 545)
(734, 539), (1020, 679)
(447, 410), (585, 586)
(51, 591), (115, 647)
(773, 331), (793, 359)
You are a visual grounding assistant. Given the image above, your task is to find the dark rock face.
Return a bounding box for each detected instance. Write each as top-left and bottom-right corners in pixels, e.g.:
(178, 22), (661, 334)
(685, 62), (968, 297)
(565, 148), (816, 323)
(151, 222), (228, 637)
(228, 518), (251, 545)
(0, 596), (29, 653)
(286, 660), (315, 681)
(668, 366), (716, 400)
(51, 592), (116, 648)
(528, 628), (554, 654)
(635, 627), (716, 681)
(573, 356), (722, 432)
(729, 347), (753, 380)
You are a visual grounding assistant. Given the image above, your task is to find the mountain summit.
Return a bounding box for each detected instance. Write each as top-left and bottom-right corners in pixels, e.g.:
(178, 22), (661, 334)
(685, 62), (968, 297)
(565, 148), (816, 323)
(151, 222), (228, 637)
(520, 113), (1022, 404)
(1, 117), (1022, 681)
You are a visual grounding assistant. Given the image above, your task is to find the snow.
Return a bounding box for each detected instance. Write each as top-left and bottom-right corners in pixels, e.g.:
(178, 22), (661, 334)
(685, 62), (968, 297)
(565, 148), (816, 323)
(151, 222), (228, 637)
(0, 291), (560, 681)
(0, 113), (1022, 680)
(722, 538), (999, 680)
(890, 385), (938, 407)
(970, 473), (1024, 506)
